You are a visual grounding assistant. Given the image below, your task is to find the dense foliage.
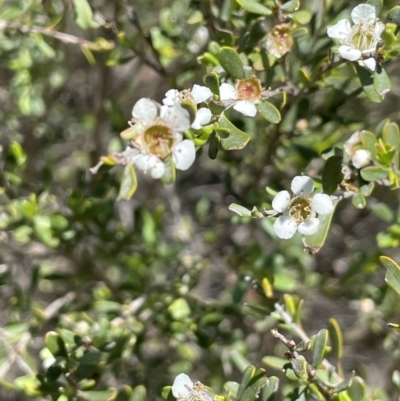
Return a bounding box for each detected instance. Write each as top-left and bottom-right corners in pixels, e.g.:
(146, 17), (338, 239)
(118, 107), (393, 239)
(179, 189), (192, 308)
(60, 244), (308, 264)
(1, 0), (400, 401)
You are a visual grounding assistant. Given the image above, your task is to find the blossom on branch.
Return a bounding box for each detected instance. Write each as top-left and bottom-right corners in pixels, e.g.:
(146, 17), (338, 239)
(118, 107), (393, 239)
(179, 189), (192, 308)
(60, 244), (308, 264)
(219, 76), (264, 117)
(171, 374), (213, 401)
(270, 176), (334, 239)
(163, 85), (213, 129)
(121, 98), (195, 179)
(344, 131), (371, 169)
(327, 4), (384, 71)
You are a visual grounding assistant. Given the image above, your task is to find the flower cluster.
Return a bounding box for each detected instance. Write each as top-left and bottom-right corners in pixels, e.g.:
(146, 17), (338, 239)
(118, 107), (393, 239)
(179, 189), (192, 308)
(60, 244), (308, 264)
(327, 4), (384, 71)
(171, 374), (213, 401)
(269, 176), (334, 239)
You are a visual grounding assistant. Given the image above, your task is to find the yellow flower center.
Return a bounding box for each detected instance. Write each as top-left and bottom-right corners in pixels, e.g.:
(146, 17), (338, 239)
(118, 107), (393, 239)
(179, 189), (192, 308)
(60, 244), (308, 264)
(351, 25), (376, 51)
(289, 197), (312, 222)
(144, 124), (174, 159)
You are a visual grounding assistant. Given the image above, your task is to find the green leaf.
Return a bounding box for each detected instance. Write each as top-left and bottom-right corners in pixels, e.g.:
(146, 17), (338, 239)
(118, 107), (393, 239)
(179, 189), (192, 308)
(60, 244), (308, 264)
(387, 6), (400, 27)
(382, 122), (400, 152)
(327, 318), (343, 361)
(33, 216), (59, 247)
(347, 376), (366, 401)
(230, 350), (251, 373)
(237, 366), (269, 401)
(291, 358), (307, 379)
(131, 385), (147, 401)
(360, 166), (388, 181)
(256, 101), (281, 124)
(322, 156), (343, 195)
(373, 66), (391, 98)
(219, 115), (250, 150)
(117, 164), (137, 201)
(45, 332), (68, 358)
(380, 256), (400, 296)
(280, 0), (300, 12)
(80, 390), (118, 401)
(219, 47), (245, 79)
(72, 0), (100, 29)
(229, 203), (253, 217)
(359, 130), (378, 161)
(260, 377), (279, 401)
(235, 0), (272, 15)
(208, 132), (220, 160)
(352, 191), (366, 209)
(302, 208), (335, 254)
(204, 72), (220, 96)
(367, 0), (383, 15)
(332, 373), (354, 394)
(370, 203), (395, 223)
(168, 298), (191, 320)
(262, 356), (287, 370)
(311, 329), (328, 368)
(356, 65), (382, 103)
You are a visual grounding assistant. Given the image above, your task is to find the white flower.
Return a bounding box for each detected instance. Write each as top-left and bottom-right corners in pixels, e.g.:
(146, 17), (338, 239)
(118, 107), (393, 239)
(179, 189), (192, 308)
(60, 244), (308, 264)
(163, 85), (212, 129)
(172, 374), (194, 400)
(126, 98), (196, 178)
(171, 374), (213, 401)
(343, 131), (371, 169)
(327, 4), (384, 71)
(219, 76), (263, 117)
(271, 176), (334, 239)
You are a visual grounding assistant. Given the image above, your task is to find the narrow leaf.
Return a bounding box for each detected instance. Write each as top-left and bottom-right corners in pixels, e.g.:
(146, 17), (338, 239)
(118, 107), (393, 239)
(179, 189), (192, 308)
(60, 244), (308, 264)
(229, 203), (253, 217)
(72, 0), (100, 29)
(311, 329), (328, 368)
(380, 256), (400, 296)
(236, 0), (272, 15)
(117, 164), (137, 200)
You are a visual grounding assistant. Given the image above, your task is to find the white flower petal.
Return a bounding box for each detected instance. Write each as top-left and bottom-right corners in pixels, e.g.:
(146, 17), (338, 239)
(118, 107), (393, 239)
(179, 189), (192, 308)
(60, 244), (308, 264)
(374, 21), (385, 38)
(161, 104), (191, 133)
(298, 218), (320, 236)
(273, 216), (298, 239)
(191, 108), (212, 129)
(344, 131), (361, 156)
(338, 45), (362, 61)
(291, 176), (313, 197)
(312, 193), (334, 215)
(132, 98), (158, 124)
(191, 85), (212, 104)
(359, 57), (376, 71)
(233, 100), (257, 117)
(272, 190), (291, 213)
(173, 140), (196, 171)
(219, 83), (237, 101)
(351, 4), (376, 25)
(163, 89), (180, 106)
(352, 149), (371, 168)
(327, 19), (352, 40)
(134, 154), (165, 179)
(172, 374), (193, 399)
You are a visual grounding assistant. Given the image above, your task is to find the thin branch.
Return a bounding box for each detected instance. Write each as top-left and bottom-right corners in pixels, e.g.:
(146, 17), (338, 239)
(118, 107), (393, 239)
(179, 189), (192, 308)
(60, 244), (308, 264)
(273, 303), (342, 383)
(0, 20), (112, 49)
